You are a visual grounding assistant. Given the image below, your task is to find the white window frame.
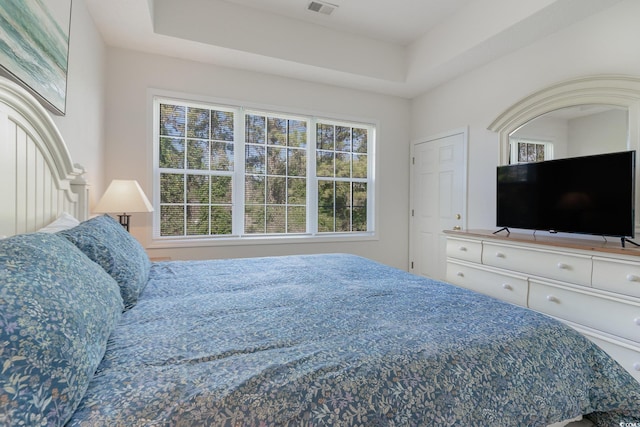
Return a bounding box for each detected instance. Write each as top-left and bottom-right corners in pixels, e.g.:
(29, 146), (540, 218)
(509, 137), (554, 164)
(149, 92), (376, 248)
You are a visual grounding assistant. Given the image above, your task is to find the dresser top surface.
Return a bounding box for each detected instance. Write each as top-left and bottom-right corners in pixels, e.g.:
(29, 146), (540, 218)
(445, 229), (640, 258)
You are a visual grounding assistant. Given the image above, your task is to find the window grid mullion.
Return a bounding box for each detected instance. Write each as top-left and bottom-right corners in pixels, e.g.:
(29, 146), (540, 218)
(261, 131), (267, 233)
(308, 119), (317, 235)
(234, 108), (245, 236)
(285, 120), (290, 233)
(182, 133), (188, 237)
(207, 166), (212, 236)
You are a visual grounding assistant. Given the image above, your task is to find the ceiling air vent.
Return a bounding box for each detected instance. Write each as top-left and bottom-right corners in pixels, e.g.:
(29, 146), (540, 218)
(307, 1), (338, 15)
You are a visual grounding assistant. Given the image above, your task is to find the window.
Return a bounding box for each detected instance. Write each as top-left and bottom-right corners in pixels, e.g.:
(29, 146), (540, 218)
(316, 122), (368, 232)
(244, 113), (308, 234)
(153, 97), (375, 242)
(509, 138), (553, 163)
(157, 102), (235, 237)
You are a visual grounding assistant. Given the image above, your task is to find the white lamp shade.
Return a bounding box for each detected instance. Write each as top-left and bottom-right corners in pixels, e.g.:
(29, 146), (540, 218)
(94, 180), (154, 214)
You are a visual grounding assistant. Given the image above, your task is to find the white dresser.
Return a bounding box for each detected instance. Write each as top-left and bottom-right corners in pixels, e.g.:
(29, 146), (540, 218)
(445, 230), (640, 383)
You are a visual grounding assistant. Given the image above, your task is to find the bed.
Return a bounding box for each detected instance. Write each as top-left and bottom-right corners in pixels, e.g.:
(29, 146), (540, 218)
(0, 76), (639, 426)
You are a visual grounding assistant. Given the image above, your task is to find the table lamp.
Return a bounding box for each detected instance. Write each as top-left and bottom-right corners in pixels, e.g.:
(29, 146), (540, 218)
(94, 180), (153, 231)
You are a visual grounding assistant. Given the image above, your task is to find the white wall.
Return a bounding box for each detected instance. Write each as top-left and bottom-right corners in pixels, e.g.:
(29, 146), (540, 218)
(50, 0), (107, 206)
(410, 0), (640, 231)
(568, 109), (628, 157)
(104, 48), (411, 268)
(510, 115), (569, 159)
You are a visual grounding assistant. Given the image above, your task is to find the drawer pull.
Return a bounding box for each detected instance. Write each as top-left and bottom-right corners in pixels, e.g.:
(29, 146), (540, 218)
(546, 295), (560, 303)
(456, 271), (464, 277)
(502, 283), (513, 291)
(495, 252), (506, 259)
(626, 274), (640, 282)
(458, 246), (467, 252)
(557, 262), (570, 270)
(635, 317), (640, 326)
(634, 363), (640, 372)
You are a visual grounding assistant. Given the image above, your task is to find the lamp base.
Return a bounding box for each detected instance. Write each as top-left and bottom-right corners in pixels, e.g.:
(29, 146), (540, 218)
(117, 214), (131, 232)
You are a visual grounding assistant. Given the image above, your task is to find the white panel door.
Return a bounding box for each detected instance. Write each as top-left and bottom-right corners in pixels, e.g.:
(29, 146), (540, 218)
(410, 130), (467, 280)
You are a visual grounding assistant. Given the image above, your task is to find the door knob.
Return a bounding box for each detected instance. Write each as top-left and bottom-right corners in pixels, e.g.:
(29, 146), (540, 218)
(455, 214), (461, 220)
(453, 225), (461, 230)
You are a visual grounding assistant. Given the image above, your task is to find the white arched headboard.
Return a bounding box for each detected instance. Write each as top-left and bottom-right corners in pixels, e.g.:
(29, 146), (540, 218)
(0, 77), (89, 236)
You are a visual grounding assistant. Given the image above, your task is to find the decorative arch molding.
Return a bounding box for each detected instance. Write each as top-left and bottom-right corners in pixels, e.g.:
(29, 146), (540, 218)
(488, 74), (640, 165)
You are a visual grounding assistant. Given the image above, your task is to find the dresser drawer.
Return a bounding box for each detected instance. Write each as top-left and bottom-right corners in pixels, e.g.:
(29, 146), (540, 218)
(528, 279), (640, 343)
(446, 237), (482, 263)
(447, 260), (528, 307)
(592, 256), (640, 299)
(482, 242), (592, 286)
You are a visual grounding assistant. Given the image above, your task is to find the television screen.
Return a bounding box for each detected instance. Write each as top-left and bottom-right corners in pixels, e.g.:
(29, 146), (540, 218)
(496, 150), (636, 238)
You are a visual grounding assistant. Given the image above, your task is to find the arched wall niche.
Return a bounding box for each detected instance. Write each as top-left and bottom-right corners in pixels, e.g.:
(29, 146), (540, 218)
(488, 74), (640, 237)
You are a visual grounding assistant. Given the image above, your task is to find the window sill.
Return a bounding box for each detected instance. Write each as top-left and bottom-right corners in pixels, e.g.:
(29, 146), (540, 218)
(146, 232), (377, 249)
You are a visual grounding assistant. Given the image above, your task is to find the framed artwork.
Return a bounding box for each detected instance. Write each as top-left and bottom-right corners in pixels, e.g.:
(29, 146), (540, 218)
(0, 0), (72, 115)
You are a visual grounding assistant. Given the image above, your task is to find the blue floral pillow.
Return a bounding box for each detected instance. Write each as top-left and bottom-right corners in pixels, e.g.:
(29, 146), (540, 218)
(0, 233), (123, 426)
(59, 214), (151, 310)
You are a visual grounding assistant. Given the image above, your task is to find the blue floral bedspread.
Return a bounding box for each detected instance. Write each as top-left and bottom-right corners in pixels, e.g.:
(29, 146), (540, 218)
(68, 254), (640, 426)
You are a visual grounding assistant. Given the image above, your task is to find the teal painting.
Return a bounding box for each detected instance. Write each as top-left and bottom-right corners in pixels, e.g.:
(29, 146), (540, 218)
(0, 0), (72, 115)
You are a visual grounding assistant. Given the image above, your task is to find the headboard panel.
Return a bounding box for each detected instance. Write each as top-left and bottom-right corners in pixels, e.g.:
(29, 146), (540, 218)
(0, 77), (89, 237)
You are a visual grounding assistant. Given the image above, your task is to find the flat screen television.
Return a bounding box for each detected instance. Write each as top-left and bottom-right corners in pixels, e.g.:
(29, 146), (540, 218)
(496, 150), (636, 239)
